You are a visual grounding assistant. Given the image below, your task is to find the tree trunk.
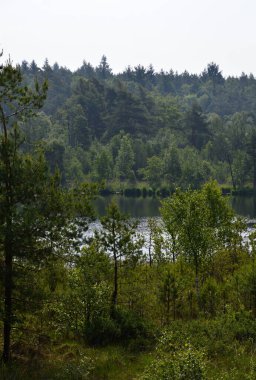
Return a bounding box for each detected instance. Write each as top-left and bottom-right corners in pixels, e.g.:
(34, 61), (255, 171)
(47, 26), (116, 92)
(112, 258), (118, 306)
(171, 233), (176, 263)
(3, 236), (13, 363)
(253, 154), (256, 194)
(110, 222), (118, 316)
(2, 131), (14, 363)
(111, 249), (118, 317)
(148, 232), (152, 266)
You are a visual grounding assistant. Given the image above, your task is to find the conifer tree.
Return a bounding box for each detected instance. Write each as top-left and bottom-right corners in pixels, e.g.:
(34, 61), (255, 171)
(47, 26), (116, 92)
(0, 56), (96, 362)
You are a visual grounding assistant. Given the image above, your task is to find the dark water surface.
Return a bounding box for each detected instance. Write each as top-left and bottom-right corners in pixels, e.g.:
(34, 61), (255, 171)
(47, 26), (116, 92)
(231, 196), (256, 219)
(94, 195), (256, 219)
(94, 195), (161, 218)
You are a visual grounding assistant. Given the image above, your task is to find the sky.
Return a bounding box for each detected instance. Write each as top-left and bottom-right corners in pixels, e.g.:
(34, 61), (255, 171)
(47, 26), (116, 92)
(1, 0), (256, 77)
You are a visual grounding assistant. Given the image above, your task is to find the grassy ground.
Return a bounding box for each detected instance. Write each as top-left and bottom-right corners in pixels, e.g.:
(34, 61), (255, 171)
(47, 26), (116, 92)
(2, 316), (256, 380)
(1, 341), (255, 380)
(0, 341), (151, 380)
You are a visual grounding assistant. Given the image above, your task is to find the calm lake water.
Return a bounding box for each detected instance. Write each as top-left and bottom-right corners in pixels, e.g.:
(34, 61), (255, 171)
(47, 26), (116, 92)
(88, 195), (255, 252)
(94, 195), (256, 219)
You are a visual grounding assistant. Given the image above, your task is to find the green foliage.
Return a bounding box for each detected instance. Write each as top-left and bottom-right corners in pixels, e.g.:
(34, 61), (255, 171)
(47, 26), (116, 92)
(0, 56), (97, 362)
(84, 315), (120, 346)
(159, 270), (178, 323)
(179, 147), (213, 188)
(4, 56), (256, 377)
(16, 56), (256, 190)
(161, 181), (234, 282)
(140, 156), (164, 189)
(82, 307), (154, 348)
(93, 146), (114, 181)
(141, 330), (206, 380)
(184, 103), (210, 150)
(115, 134), (135, 181)
(163, 146), (182, 185)
(51, 354), (94, 380)
(95, 202), (144, 310)
(112, 307), (154, 345)
(99, 202), (144, 264)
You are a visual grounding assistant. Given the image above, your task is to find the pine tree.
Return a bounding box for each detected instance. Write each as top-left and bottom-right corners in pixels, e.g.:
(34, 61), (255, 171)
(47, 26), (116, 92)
(0, 56), (96, 362)
(96, 202), (143, 312)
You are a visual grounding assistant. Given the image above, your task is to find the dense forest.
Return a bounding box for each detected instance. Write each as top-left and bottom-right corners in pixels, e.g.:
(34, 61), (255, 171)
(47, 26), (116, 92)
(19, 56), (256, 192)
(2, 56), (256, 380)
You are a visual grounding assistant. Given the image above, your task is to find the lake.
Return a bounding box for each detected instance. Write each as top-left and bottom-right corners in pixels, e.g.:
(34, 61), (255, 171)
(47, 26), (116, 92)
(87, 195), (254, 252)
(94, 195), (256, 219)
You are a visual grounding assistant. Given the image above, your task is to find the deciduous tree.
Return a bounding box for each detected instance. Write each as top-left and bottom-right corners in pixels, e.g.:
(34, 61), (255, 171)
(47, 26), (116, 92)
(161, 181), (234, 298)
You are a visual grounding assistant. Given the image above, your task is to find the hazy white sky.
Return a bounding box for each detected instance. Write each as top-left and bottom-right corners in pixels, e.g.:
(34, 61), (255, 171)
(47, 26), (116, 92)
(2, 0), (256, 76)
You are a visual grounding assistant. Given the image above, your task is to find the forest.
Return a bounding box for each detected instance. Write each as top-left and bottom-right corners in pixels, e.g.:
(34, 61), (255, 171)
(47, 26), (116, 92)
(2, 56), (256, 379)
(19, 55), (256, 192)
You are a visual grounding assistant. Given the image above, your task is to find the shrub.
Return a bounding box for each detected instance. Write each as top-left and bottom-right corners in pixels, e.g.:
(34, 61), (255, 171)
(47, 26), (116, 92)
(84, 308), (154, 348)
(141, 329), (206, 380)
(112, 307), (155, 347)
(84, 316), (121, 345)
(141, 344), (205, 380)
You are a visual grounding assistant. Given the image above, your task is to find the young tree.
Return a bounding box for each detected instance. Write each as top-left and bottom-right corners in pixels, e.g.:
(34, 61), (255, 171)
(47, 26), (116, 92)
(96, 55), (112, 80)
(93, 146), (114, 181)
(56, 242), (112, 339)
(115, 134), (135, 181)
(163, 147), (182, 186)
(140, 156), (164, 190)
(159, 270), (178, 323)
(96, 202), (144, 312)
(184, 103), (210, 150)
(201, 62), (224, 94)
(161, 181), (234, 297)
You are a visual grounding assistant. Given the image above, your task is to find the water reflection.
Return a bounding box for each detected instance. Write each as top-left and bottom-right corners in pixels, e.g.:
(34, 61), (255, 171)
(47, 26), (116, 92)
(94, 195), (161, 218)
(231, 196), (256, 219)
(94, 195), (256, 219)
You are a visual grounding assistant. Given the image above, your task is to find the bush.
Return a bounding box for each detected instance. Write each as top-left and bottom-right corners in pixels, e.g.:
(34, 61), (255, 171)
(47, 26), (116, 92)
(141, 343), (206, 380)
(57, 355), (94, 380)
(84, 316), (121, 345)
(112, 307), (154, 344)
(84, 308), (154, 348)
(141, 329), (206, 379)
(221, 309), (256, 342)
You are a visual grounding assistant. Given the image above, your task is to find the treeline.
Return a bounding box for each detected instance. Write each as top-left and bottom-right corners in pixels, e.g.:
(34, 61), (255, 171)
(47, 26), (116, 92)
(18, 56), (256, 191)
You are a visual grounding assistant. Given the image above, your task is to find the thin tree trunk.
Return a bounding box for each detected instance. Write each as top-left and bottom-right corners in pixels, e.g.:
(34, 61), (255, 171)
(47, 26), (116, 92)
(111, 220), (119, 316)
(112, 255), (118, 309)
(1, 117), (14, 362)
(3, 246), (13, 363)
(253, 154), (256, 194)
(171, 233), (176, 263)
(148, 232), (152, 266)
(2, 208), (13, 363)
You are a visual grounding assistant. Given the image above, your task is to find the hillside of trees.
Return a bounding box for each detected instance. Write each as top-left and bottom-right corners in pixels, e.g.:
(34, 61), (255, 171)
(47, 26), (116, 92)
(19, 56), (256, 191)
